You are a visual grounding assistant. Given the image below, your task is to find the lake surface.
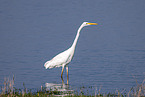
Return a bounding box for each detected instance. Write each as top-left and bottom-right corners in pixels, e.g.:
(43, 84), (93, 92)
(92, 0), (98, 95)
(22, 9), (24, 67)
(0, 0), (145, 93)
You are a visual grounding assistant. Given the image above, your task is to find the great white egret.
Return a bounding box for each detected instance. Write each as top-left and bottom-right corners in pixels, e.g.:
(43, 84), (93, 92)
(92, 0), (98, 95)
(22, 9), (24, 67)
(44, 22), (98, 82)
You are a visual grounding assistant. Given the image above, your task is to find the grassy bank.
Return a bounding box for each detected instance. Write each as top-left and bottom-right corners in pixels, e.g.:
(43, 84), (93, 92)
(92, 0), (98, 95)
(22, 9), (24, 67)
(0, 76), (145, 97)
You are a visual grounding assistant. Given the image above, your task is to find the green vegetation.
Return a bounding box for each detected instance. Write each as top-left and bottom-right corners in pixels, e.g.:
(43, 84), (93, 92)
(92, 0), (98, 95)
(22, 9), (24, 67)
(0, 76), (145, 97)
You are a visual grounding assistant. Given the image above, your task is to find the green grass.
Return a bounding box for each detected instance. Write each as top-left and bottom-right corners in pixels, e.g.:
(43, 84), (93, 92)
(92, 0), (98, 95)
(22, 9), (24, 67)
(1, 76), (145, 97)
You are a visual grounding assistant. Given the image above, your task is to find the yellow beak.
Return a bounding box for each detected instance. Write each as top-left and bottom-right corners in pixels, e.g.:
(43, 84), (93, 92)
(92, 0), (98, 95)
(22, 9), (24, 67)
(87, 23), (98, 25)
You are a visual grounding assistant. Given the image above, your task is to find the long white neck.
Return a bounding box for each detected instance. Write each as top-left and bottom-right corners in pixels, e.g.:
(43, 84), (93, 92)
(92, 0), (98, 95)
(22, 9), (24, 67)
(71, 24), (84, 50)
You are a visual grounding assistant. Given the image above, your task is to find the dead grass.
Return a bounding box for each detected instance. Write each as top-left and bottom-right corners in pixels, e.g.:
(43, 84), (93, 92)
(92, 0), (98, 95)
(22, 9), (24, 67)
(0, 76), (145, 97)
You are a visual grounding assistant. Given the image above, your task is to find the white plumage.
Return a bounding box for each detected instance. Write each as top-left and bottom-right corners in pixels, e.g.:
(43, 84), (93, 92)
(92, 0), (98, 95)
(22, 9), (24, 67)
(44, 47), (74, 69)
(44, 22), (98, 80)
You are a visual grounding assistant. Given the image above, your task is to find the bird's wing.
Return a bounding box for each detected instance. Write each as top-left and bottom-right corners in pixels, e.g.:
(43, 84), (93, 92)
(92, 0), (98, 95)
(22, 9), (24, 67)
(44, 48), (72, 69)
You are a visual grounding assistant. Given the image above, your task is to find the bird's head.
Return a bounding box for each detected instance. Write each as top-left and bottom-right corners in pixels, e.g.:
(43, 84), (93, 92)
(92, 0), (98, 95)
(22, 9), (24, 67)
(82, 22), (98, 27)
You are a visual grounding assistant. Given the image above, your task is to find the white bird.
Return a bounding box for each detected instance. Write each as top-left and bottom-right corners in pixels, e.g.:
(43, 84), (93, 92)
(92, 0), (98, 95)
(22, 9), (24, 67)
(44, 22), (98, 81)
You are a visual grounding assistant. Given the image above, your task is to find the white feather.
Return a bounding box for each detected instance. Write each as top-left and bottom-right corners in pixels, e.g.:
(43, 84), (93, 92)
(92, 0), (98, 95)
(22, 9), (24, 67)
(44, 22), (98, 74)
(44, 47), (74, 69)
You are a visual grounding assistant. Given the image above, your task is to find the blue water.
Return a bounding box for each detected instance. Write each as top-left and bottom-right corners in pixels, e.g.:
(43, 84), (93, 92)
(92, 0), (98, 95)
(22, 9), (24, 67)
(0, 0), (145, 93)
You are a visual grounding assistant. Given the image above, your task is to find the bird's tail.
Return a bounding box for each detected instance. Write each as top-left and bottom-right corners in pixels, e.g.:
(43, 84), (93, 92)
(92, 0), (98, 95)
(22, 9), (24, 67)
(44, 61), (51, 69)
